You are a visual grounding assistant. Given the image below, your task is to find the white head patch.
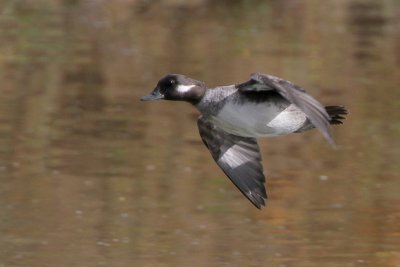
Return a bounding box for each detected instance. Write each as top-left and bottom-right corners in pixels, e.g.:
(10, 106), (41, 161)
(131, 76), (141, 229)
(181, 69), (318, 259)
(176, 84), (195, 93)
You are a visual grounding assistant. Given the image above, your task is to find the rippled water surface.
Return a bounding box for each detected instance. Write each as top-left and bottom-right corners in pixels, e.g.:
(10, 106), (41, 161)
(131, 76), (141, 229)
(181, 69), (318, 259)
(0, 1), (399, 266)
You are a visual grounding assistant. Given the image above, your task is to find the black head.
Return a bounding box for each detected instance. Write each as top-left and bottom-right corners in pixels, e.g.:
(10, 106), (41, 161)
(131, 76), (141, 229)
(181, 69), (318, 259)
(141, 74), (206, 104)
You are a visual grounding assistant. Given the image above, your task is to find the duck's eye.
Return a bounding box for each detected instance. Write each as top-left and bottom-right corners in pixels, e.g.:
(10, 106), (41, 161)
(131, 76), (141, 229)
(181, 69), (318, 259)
(169, 79), (175, 85)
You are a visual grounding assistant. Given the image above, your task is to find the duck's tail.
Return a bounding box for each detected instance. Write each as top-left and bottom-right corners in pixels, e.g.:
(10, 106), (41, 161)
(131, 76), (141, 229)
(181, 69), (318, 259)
(325, 105), (348, 125)
(295, 105), (348, 134)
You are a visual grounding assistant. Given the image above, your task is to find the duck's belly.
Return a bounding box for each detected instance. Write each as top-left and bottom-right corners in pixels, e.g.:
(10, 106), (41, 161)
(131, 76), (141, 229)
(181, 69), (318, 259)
(211, 102), (307, 138)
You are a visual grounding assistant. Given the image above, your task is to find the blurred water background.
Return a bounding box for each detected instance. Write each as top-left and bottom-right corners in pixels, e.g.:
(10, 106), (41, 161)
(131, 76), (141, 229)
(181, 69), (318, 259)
(0, 0), (399, 266)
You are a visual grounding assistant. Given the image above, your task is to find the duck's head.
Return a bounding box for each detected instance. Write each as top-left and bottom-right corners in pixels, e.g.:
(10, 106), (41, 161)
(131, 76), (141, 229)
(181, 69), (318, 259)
(141, 74), (206, 104)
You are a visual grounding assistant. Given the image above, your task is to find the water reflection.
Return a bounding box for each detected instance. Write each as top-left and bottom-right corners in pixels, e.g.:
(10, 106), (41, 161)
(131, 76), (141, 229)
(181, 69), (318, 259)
(347, 2), (387, 60)
(0, 1), (399, 267)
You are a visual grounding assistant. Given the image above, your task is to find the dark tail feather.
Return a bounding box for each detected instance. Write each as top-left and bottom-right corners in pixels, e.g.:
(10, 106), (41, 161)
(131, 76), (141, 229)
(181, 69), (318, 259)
(295, 105), (348, 134)
(325, 106), (348, 125)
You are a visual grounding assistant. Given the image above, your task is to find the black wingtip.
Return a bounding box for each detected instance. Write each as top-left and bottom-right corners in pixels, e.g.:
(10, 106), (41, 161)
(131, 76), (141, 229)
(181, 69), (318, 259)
(255, 201), (266, 210)
(247, 190), (267, 209)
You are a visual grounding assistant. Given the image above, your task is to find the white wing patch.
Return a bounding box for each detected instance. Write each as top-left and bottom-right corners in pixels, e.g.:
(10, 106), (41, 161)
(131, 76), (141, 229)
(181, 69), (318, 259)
(219, 144), (248, 168)
(176, 84), (195, 93)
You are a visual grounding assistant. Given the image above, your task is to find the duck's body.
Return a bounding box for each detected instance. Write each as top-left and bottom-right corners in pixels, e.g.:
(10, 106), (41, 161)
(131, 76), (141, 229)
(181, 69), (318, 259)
(141, 73), (347, 209)
(197, 86), (308, 137)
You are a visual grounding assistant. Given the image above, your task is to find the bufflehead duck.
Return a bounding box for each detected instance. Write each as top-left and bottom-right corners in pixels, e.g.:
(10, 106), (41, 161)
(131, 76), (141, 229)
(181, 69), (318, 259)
(141, 73), (347, 209)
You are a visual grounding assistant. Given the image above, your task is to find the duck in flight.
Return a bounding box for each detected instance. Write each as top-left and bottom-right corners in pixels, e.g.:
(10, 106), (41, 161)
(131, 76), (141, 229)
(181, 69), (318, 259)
(141, 73), (347, 209)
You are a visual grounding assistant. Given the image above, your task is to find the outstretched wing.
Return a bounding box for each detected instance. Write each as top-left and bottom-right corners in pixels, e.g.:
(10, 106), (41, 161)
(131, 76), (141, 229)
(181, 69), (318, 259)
(237, 73), (335, 147)
(197, 116), (267, 209)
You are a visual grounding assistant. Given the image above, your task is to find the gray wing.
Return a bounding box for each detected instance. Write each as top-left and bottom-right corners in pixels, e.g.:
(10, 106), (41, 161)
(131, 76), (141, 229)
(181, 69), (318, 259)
(237, 73), (335, 147)
(197, 116), (267, 209)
